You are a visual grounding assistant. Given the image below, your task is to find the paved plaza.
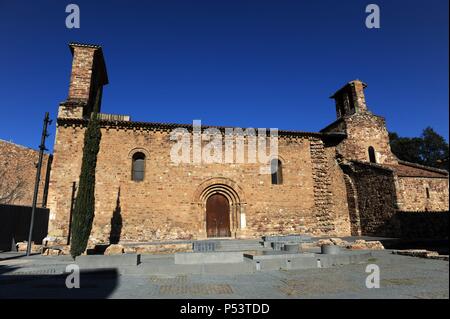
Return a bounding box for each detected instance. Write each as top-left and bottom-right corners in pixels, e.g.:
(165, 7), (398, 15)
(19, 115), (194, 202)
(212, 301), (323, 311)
(0, 249), (448, 299)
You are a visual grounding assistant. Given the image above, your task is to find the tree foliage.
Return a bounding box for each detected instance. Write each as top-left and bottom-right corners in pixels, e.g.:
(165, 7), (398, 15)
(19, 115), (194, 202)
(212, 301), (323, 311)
(389, 127), (449, 171)
(70, 90), (102, 258)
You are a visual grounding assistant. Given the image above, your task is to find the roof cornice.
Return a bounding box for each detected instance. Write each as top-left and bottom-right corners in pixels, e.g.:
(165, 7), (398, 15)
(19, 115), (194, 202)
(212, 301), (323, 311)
(57, 117), (343, 139)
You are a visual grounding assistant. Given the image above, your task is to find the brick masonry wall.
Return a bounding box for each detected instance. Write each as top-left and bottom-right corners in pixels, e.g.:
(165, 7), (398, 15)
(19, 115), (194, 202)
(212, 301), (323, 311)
(0, 140), (51, 207)
(59, 44), (108, 120)
(46, 124), (85, 238)
(46, 109), (448, 244)
(67, 47), (96, 104)
(47, 123), (347, 244)
(46, 116), (449, 243)
(396, 177), (449, 211)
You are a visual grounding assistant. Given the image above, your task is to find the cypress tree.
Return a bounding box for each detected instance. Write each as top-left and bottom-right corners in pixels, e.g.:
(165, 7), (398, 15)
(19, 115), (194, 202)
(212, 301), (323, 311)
(70, 89), (102, 258)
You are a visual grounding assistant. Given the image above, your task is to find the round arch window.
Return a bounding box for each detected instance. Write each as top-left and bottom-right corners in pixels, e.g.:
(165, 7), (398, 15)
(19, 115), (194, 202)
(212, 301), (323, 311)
(132, 152), (146, 181)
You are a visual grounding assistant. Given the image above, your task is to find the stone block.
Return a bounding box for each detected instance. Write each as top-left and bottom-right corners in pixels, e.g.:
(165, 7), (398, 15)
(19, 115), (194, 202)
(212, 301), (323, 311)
(104, 244), (124, 255)
(346, 240), (384, 250)
(283, 243), (300, 253)
(16, 241), (42, 253)
(174, 251), (243, 264)
(75, 254), (141, 268)
(321, 244), (341, 255)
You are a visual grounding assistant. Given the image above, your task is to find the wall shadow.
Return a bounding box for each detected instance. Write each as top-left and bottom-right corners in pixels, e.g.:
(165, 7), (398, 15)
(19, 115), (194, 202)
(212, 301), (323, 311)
(109, 187), (122, 245)
(0, 204), (49, 251)
(0, 265), (119, 299)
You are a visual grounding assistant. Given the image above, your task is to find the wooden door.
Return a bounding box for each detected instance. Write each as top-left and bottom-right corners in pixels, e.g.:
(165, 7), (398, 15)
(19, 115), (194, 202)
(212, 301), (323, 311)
(206, 194), (231, 237)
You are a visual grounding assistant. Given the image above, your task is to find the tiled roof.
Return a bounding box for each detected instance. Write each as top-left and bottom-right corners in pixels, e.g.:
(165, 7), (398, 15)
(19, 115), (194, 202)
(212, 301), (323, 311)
(349, 160), (395, 172)
(347, 160), (448, 178)
(385, 161), (448, 178)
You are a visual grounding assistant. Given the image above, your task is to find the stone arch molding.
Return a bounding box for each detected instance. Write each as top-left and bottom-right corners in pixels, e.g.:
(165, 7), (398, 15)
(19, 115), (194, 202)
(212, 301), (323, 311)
(127, 147), (150, 159)
(267, 154), (286, 164)
(194, 177), (246, 205)
(194, 177), (247, 238)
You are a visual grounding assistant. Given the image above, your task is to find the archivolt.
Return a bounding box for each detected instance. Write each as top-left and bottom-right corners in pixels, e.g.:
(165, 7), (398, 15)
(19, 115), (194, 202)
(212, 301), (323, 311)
(127, 147), (150, 159)
(194, 177), (245, 205)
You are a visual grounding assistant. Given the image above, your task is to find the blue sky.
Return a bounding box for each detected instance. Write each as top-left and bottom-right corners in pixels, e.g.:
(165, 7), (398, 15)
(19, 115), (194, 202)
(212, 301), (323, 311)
(0, 0), (448, 152)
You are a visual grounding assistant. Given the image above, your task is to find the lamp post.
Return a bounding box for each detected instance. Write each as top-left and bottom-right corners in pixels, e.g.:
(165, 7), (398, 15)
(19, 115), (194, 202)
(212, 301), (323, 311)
(26, 112), (52, 256)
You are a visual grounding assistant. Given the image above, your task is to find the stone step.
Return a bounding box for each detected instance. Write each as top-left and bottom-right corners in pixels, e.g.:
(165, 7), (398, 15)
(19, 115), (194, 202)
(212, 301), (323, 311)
(217, 245), (264, 249)
(215, 241), (265, 252)
(216, 244), (263, 248)
(216, 247), (266, 252)
(217, 239), (260, 246)
(192, 239), (265, 252)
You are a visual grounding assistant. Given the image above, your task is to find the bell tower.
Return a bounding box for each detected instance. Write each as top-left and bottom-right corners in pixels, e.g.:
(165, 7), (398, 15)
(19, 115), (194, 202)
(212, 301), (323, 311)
(330, 79), (368, 119)
(322, 79), (398, 165)
(58, 43), (108, 119)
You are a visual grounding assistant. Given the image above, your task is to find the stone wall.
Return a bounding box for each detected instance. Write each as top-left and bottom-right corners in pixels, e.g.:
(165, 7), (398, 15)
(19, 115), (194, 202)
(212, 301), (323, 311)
(47, 121), (344, 244)
(46, 123), (85, 239)
(342, 173), (361, 235)
(341, 161), (399, 236)
(330, 112), (398, 165)
(327, 151), (351, 236)
(396, 177), (449, 211)
(0, 139), (51, 207)
(309, 138), (335, 234)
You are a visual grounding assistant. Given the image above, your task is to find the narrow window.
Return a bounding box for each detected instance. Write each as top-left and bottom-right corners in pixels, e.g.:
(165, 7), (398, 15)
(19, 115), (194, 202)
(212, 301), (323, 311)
(368, 146), (376, 163)
(347, 91), (355, 112)
(271, 159), (283, 185)
(426, 187), (430, 199)
(132, 152), (146, 181)
(338, 95), (346, 117)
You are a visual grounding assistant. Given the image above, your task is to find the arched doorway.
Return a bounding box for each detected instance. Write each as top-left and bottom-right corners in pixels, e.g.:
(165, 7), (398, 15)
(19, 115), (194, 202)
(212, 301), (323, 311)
(206, 194), (231, 237)
(194, 177), (246, 239)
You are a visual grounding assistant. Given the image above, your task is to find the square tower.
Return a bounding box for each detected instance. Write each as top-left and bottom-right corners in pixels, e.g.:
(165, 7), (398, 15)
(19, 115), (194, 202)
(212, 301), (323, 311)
(322, 80), (398, 165)
(58, 43), (108, 119)
(330, 80), (368, 118)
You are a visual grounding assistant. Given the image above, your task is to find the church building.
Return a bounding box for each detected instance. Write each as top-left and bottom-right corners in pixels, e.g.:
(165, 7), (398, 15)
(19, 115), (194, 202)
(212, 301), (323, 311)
(46, 43), (449, 245)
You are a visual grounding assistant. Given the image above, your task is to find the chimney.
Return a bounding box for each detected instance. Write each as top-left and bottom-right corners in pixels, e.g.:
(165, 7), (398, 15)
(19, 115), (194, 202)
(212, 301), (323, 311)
(58, 43), (108, 119)
(330, 80), (368, 119)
